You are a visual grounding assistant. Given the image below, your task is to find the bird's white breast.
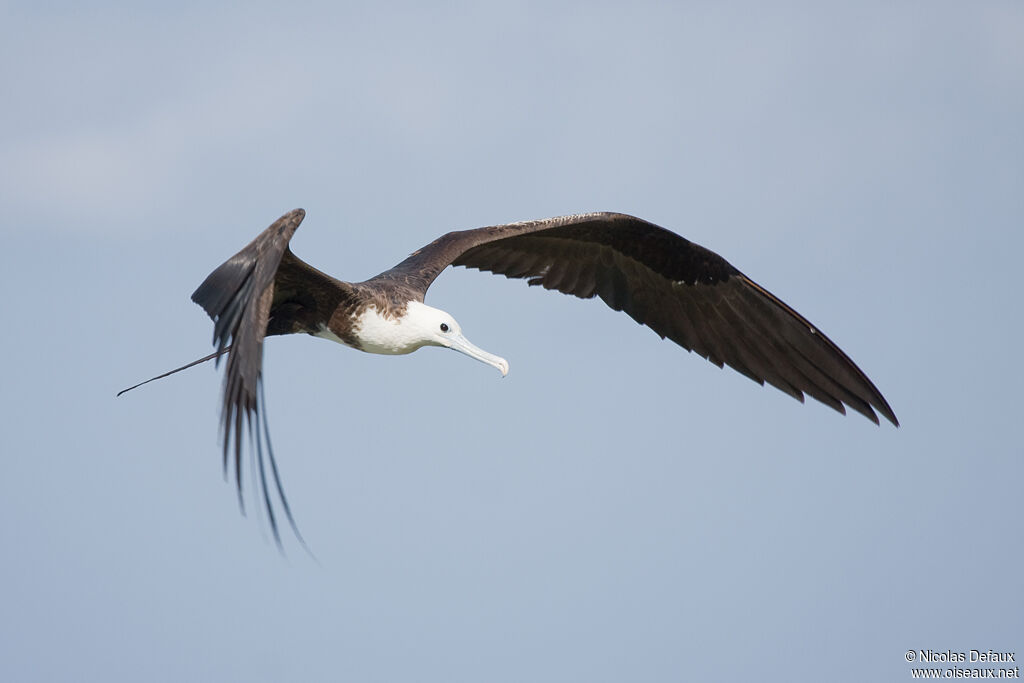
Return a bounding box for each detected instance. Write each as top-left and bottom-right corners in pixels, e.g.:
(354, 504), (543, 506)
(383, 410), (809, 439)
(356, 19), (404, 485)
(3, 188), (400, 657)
(314, 304), (423, 355)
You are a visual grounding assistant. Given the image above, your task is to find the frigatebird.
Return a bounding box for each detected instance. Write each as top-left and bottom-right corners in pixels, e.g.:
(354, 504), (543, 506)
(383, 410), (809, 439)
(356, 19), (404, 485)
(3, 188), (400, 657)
(121, 208), (897, 547)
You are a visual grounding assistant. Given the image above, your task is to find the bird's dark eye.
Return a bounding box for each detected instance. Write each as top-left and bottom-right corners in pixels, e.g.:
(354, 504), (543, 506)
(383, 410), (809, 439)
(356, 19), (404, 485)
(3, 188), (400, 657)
(440, 323), (449, 332)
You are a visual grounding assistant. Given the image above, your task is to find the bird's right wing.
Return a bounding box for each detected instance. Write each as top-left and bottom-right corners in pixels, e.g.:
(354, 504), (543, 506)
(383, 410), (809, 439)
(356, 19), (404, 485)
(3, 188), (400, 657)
(191, 208), (307, 548)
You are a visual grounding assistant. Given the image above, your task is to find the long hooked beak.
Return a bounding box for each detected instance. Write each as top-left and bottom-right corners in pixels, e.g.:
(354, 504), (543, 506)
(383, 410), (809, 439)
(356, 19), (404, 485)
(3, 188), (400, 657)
(445, 332), (509, 377)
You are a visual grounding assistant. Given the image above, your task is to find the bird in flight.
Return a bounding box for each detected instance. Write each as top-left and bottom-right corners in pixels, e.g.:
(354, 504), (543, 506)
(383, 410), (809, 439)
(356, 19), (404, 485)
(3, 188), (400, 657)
(121, 209), (897, 548)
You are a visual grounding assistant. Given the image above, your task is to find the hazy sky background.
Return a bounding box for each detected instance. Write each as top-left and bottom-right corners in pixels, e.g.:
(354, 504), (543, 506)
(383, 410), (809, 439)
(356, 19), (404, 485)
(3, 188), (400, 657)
(2, 2), (1022, 681)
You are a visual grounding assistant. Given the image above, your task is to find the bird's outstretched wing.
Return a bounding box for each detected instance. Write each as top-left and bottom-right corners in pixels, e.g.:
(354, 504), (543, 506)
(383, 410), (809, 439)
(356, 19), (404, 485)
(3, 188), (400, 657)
(384, 212), (897, 426)
(190, 208), (308, 549)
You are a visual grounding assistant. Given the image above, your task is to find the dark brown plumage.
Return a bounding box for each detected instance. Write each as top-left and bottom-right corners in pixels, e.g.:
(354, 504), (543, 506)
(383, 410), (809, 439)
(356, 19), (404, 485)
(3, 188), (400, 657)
(145, 208), (898, 547)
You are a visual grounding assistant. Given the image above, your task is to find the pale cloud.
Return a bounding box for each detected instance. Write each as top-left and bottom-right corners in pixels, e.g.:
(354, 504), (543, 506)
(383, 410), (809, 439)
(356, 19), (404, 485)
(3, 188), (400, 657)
(0, 10), (319, 234)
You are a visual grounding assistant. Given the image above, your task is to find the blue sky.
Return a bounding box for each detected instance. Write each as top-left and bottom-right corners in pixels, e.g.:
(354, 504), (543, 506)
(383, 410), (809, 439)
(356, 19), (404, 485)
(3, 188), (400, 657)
(1, 2), (1022, 681)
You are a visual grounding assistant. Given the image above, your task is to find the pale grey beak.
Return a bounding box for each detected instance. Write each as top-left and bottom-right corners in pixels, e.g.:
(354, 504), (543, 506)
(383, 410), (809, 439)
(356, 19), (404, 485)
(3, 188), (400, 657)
(445, 332), (509, 377)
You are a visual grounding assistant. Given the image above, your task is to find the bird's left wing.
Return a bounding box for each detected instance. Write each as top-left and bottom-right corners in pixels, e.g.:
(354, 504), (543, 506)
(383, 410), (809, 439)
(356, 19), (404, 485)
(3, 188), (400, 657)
(382, 212), (896, 426)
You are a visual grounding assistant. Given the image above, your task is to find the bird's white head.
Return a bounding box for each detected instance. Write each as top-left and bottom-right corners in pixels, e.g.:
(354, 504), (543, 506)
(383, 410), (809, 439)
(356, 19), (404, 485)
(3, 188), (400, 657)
(354, 301), (509, 376)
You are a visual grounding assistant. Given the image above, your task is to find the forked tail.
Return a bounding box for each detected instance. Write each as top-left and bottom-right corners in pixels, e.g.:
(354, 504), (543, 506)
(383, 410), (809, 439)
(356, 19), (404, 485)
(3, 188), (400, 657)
(117, 347), (232, 396)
